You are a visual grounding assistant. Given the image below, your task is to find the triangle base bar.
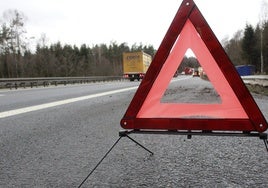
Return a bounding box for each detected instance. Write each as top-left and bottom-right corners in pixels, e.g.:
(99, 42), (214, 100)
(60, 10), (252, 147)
(121, 118), (259, 132)
(120, 129), (268, 153)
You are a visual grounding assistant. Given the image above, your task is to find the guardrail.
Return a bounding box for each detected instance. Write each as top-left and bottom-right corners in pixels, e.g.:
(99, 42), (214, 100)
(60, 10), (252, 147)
(0, 76), (123, 89)
(0, 75), (267, 90)
(242, 75), (268, 87)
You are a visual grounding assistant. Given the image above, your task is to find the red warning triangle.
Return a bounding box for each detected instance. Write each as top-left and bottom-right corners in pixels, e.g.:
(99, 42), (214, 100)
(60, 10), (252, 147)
(120, 0), (268, 132)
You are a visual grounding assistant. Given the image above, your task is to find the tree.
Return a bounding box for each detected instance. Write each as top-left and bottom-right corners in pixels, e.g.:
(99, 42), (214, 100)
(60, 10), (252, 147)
(0, 9), (27, 77)
(224, 30), (244, 65)
(0, 23), (11, 77)
(242, 24), (259, 71)
(263, 21), (268, 73)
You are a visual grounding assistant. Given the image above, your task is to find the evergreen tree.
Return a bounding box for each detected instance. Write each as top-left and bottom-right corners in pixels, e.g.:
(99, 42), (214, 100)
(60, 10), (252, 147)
(242, 24), (259, 71)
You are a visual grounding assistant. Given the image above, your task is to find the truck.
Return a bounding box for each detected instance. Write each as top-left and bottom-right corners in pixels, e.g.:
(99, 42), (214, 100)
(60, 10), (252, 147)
(123, 51), (152, 81)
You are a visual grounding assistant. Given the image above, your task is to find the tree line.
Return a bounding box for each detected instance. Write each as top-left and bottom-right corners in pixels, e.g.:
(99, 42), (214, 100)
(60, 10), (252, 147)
(0, 10), (156, 78)
(223, 21), (268, 73)
(0, 9), (268, 78)
(0, 41), (156, 78)
(18, 42), (155, 78)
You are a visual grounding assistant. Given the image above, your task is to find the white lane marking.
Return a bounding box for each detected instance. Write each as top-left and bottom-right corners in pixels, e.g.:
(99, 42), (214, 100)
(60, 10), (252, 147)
(0, 86), (138, 119)
(0, 94), (4, 97)
(0, 76), (190, 119)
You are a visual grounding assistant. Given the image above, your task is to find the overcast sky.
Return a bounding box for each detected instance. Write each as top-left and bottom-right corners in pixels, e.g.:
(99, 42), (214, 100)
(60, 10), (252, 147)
(0, 0), (267, 49)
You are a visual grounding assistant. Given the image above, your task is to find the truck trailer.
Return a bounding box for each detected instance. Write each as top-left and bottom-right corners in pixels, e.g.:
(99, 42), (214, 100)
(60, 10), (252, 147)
(122, 51), (152, 81)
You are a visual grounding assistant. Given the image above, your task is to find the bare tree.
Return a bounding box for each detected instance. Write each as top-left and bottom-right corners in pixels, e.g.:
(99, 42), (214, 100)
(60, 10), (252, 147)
(3, 9), (27, 55)
(38, 33), (49, 48)
(0, 9), (27, 77)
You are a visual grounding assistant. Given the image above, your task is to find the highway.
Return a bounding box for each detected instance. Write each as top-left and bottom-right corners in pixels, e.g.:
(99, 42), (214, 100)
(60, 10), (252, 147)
(0, 76), (268, 187)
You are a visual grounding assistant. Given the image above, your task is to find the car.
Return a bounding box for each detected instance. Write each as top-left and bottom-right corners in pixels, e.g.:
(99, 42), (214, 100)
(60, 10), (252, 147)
(193, 69), (199, 77)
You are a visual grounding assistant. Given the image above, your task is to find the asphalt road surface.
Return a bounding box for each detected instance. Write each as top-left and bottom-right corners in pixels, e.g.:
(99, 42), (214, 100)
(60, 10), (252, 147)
(0, 76), (268, 187)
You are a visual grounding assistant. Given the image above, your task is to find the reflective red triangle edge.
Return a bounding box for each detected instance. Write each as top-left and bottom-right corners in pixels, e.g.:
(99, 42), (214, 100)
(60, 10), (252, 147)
(120, 0), (268, 132)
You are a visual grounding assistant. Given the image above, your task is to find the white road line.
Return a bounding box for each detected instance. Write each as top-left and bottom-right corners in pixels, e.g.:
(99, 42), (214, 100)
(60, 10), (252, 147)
(0, 76), (190, 119)
(0, 86), (138, 119)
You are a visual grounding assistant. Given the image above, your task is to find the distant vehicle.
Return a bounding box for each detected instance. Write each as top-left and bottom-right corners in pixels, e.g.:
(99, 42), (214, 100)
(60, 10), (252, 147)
(193, 68), (200, 77)
(122, 51), (152, 81)
(235, 65), (255, 76)
(184, 67), (193, 75)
